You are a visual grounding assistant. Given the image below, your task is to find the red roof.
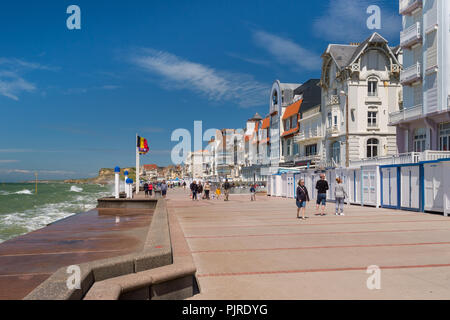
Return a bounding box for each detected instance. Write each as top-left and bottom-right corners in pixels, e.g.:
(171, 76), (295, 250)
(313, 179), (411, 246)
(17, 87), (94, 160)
(143, 164), (158, 170)
(282, 99), (302, 120)
(281, 127), (299, 137)
(261, 117), (270, 129)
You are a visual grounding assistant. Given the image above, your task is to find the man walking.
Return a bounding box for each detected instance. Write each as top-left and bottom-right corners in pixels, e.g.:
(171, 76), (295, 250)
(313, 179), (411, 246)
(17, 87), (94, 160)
(190, 180), (198, 201)
(315, 173), (329, 216)
(223, 179), (231, 201)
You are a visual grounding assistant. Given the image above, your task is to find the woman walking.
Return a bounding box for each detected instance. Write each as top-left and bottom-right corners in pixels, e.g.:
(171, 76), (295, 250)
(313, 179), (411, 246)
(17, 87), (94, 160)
(296, 180), (310, 220)
(334, 177), (347, 216)
(204, 182), (211, 200)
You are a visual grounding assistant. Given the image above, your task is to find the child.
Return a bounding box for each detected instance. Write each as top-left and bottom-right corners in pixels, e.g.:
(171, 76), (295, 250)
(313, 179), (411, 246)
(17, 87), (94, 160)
(215, 187), (221, 200)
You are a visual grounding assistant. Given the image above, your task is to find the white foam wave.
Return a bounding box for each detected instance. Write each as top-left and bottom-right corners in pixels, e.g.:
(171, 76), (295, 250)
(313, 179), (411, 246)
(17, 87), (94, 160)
(0, 191), (10, 196)
(70, 186), (83, 193)
(15, 189), (33, 195)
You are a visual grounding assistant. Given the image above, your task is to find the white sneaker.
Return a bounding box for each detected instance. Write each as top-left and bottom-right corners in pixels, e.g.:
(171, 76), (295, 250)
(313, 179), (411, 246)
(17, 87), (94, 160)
(341, 213), (345, 216)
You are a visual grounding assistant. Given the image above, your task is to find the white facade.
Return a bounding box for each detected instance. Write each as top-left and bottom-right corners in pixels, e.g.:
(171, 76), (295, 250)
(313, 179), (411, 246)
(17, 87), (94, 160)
(320, 33), (402, 167)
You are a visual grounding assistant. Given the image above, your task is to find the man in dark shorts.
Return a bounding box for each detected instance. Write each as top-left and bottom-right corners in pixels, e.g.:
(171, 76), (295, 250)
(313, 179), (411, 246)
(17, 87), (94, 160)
(315, 173), (329, 216)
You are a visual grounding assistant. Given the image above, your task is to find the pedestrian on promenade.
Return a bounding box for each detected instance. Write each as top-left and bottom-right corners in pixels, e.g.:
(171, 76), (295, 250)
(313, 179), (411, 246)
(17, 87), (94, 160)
(198, 183), (204, 200)
(223, 179), (231, 201)
(144, 182), (149, 197)
(315, 173), (329, 216)
(190, 181), (198, 201)
(296, 179), (310, 220)
(149, 182), (153, 197)
(215, 186), (221, 200)
(334, 177), (347, 216)
(250, 184), (256, 201)
(204, 182), (211, 200)
(161, 180), (168, 198)
(183, 181), (186, 190)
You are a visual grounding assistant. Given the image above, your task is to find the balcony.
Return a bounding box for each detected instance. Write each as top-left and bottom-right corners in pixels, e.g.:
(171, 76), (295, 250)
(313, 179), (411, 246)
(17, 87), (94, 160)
(399, 0), (422, 16)
(294, 154), (321, 166)
(389, 104), (422, 124)
(400, 62), (421, 85)
(326, 125), (339, 137)
(328, 95), (340, 106)
(400, 22), (422, 48)
(294, 128), (323, 143)
(349, 150), (450, 168)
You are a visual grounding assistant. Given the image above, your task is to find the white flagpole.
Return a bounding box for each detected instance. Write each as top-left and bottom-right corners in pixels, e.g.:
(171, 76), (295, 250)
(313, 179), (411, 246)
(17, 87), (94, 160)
(136, 134), (140, 195)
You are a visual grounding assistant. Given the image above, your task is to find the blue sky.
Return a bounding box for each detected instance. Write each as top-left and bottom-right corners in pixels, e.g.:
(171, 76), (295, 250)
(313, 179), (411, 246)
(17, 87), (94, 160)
(0, 0), (401, 181)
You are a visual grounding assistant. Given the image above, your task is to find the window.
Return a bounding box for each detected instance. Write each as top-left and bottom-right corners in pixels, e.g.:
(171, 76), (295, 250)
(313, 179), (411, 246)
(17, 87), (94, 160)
(334, 115), (338, 126)
(285, 119), (290, 131)
(331, 141), (340, 164)
(293, 142), (299, 155)
(414, 128), (427, 152)
(368, 80), (377, 97)
(305, 144), (317, 156)
(272, 91), (278, 106)
(286, 138), (291, 156)
(439, 122), (450, 151)
(327, 112), (332, 128)
(367, 138), (379, 158)
(368, 111), (378, 127)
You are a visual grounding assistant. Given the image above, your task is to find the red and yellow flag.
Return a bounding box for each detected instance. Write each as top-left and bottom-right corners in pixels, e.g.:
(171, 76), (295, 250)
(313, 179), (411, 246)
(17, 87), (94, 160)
(137, 136), (149, 154)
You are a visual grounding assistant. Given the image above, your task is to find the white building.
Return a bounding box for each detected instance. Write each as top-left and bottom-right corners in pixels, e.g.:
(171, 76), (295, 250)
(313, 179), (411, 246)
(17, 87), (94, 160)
(319, 32), (403, 167)
(391, 0), (450, 156)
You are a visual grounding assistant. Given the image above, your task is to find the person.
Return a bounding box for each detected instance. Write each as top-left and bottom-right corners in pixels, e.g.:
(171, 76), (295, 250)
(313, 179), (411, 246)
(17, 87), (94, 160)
(161, 180), (168, 198)
(197, 183), (204, 200)
(190, 181), (198, 201)
(148, 182), (153, 197)
(296, 179), (310, 220)
(223, 179), (231, 201)
(334, 177), (347, 216)
(250, 184), (256, 201)
(315, 173), (329, 216)
(183, 181), (187, 190)
(215, 186), (221, 200)
(143, 182), (149, 197)
(204, 182), (211, 200)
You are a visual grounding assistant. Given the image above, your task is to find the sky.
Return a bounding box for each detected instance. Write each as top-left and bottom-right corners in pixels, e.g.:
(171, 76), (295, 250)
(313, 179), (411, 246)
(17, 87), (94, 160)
(0, 0), (401, 182)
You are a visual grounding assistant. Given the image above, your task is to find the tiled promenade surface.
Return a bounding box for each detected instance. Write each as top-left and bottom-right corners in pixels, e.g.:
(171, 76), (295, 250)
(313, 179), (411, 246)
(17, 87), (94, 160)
(166, 188), (450, 299)
(0, 208), (153, 300)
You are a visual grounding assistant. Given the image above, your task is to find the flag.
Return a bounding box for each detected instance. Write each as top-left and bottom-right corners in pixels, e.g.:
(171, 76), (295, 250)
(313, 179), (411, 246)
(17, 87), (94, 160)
(137, 136), (149, 154)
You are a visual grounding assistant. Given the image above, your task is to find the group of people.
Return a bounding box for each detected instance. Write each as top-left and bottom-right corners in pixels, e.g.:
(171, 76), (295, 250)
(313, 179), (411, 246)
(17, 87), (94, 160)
(143, 180), (168, 198)
(295, 174), (347, 220)
(189, 179), (232, 201)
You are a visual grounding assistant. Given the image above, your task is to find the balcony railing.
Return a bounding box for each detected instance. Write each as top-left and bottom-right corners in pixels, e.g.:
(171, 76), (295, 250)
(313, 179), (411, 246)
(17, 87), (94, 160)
(294, 154), (321, 165)
(326, 125), (339, 136)
(349, 150), (450, 167)
(400, 62), (421, 85)
(389, 104), (423, 124)
(294, 128), (323, 142)
(328, 95), (340, 106)
(399, 0), (423, 15)
(400, 22), (422, 48)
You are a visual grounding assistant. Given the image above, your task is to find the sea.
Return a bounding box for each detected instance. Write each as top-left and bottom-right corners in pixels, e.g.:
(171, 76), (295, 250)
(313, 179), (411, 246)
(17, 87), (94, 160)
(0, 183), (112, 244)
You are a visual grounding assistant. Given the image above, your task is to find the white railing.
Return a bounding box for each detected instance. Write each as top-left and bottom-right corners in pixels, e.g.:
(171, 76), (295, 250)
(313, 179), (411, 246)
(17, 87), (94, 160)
(328, 95), (339, 106)
(326, 126), (339, 136)
(389, 104), (423, 124)
(349, 150), (450, 167)
(294, 154), (321, 163)
(400, 62), (421, 85)
(294, 128), (322, 142)
(399, 0), (422, 15)
(400, 22), (421, 48)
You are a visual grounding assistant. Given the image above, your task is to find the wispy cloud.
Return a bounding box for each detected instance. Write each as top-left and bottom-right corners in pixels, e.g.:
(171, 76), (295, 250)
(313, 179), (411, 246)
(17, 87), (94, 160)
(0, 169), (76, 175)
(0, 160), (19, 164)
(0, 149), (33, 153)
(130, 49), (269, 108)
(63, 85), (120, 95)
(252, 30), (321, 71)
(226, 52), (271, 67)
(313, 0), (401, 42)
(0, 58), (58, 101)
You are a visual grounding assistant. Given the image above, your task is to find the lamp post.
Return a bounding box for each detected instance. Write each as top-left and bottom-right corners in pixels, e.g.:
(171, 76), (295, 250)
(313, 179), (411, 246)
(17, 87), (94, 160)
(114, 166), (120, 199)
(340, 89), (350, 168)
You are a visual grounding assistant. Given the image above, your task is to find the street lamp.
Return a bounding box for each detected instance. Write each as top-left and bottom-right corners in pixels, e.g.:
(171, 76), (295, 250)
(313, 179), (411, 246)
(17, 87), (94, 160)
(340, 90), (349, 168)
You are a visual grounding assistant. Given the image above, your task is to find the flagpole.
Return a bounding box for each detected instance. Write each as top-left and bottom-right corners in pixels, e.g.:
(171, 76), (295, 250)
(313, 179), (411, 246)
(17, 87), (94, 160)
(136, 133), (140, 195)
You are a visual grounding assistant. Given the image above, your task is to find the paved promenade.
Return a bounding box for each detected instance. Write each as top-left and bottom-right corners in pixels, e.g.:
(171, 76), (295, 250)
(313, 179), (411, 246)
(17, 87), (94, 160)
(166, 188), (450, 299)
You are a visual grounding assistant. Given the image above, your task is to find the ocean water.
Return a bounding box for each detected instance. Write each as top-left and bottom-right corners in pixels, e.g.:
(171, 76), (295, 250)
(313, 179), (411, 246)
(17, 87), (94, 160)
(0, 183), (113, 243)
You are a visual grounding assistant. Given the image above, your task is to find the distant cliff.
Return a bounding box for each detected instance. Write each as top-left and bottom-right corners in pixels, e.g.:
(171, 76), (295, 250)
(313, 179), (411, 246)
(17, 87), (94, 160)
(64, 168), (136, 185)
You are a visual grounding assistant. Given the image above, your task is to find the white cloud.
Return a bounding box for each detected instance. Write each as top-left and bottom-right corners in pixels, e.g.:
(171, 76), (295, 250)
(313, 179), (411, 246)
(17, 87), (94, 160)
(0, 71), (36, 101)
(131, 49), (269, 108)
(252, 30), (321, 71)
(0, 160), (19, 164)
(313, 0), (401, 42)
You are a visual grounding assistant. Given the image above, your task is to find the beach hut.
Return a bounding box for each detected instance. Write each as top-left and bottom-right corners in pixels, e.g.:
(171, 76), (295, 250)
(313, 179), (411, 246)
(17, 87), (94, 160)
(347, 168), (361, 205)
(399, 164), (421, 211)
(361, 165), (380, 207)
(442, 160), (450, 216)
(286, 172), (296, 198)
(423, 159), (448, 213)
(380, 165), (399, 209)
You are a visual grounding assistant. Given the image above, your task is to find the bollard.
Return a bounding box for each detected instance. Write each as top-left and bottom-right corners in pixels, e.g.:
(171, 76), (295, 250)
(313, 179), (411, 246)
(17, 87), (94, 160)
(114, 166), (120, 199)
(126, 178), (134, 199)
(124, 170), (129, 197)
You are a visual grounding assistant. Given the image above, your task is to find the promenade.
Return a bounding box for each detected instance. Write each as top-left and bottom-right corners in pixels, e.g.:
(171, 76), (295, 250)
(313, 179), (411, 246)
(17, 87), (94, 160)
(167, 188), (450, 299)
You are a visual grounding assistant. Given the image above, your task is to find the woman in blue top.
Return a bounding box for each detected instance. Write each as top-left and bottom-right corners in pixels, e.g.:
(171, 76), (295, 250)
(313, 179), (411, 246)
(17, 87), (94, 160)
(296, 179), (310, 220)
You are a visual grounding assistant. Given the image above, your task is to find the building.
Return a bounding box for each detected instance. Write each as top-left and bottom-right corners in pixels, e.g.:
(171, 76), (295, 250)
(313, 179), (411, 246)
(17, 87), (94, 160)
(141, 164), (158, 180)
(185, 150), (211, 180)
(391, 0), (450, 156)
(319, 32), (403, 167)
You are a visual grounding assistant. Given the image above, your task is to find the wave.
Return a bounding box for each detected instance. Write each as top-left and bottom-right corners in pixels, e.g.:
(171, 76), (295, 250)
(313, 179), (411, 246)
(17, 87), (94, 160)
(15, 189), (33, 195)
(0, 191), (10, 196)
(70, 186), (83, 193)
